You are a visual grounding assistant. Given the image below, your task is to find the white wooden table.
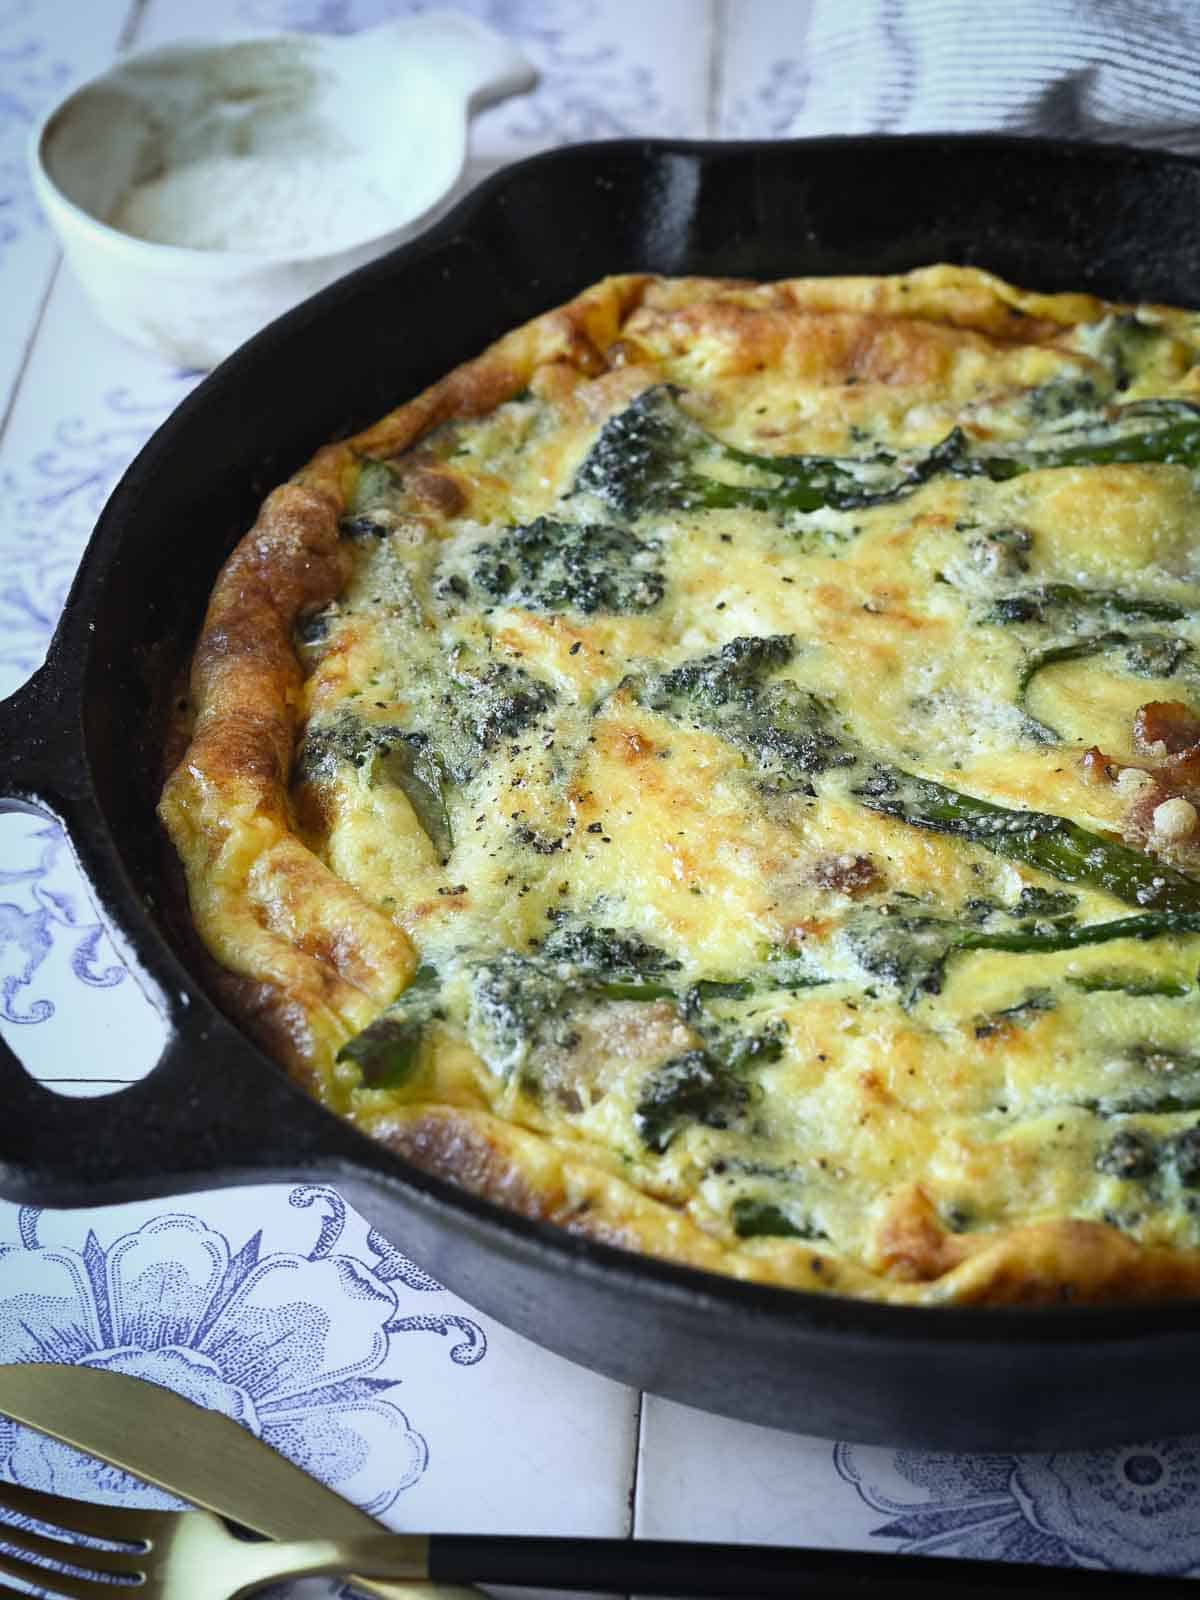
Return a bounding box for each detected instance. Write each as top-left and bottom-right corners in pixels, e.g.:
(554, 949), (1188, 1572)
(3, 1), (1200, 1591)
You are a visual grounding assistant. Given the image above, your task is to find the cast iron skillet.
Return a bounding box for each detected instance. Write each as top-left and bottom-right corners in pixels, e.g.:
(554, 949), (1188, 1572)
(4, 135), (1200, 1451)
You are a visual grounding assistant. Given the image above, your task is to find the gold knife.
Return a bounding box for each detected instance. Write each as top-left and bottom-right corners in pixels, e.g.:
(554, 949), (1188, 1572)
(0, 1363), (480, 1599)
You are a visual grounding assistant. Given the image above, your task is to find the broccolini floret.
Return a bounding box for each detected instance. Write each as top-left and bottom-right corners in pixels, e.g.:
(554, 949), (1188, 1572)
(633, 1021), (785, 1153)
(293, 715), (453, 855)
(466, 516), (665, 615)
(984, 583), (1187, 627)
(637, 634), (852, 780)
(445, 651), (556, 762)
(634, 1049), (753, 1153)
(540, 922), (682, 978)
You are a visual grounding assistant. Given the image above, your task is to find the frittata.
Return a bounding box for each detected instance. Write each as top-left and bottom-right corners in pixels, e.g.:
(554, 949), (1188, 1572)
(160, 266), (1200, 1305)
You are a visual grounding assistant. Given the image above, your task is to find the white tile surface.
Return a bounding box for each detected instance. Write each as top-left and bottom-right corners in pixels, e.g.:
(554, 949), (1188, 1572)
(716, 0), (816, 138)
(8, 5), (1200, 1595)
(636, 1395), (878, 1548)
(0, 0), (136, 418)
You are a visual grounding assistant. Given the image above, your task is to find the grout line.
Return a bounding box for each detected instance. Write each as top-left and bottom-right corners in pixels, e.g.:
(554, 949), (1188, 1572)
(0, 258), (61, 447)
(627, 1388), (645, 1539)
(117, 0), (153, 52)
(707, 0), (728, 138)
(0, 0), (143, 451)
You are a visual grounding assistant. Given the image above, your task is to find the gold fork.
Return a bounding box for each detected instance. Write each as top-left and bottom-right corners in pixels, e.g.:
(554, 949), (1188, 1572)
(1, 1477), (1197, 1599)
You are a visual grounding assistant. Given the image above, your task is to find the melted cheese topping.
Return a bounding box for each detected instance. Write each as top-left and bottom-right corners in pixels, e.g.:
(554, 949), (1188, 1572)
(161, 268), (1200, 1303)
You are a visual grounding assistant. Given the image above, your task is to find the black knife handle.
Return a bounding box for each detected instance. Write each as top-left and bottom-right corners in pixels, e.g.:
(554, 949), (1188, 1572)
(427, 1533), (1191, 1597)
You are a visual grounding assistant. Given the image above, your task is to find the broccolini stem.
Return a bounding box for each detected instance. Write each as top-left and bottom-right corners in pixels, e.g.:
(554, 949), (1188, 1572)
(982, 403), (1200, 478)
(855, 768), (1200, 913)
(576, 385), (1200, 523)
(1067, 972), (1192, 996)
(985, 584), (1187, 625)
(590, 979), (678, 1002)
(959, 910), (1200, 954)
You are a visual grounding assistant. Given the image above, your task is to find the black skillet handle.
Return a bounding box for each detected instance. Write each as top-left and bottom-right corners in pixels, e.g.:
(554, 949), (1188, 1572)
(0, 1017), (367, 1210)
(0, 663), (364, 1208)
(0, 660), (88, 822)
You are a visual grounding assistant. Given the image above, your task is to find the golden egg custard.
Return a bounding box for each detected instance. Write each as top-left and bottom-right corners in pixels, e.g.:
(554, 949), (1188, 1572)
(161, 266), (1200, 1306)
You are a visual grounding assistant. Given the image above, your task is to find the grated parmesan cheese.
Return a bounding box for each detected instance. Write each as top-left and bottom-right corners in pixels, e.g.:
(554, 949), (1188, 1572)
(109, 152), (396, 255)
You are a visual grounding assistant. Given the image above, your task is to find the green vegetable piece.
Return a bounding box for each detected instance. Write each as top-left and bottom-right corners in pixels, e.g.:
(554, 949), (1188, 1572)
(840, 906), (960, 1002)
(1003, 624), (1189, 743)
(340, 459), (401, 536)
(960, 911), (1200, 952)
(980, 399), (1200, 478)
(1068, 971), (1191, 997)
(730, 1197), (814, 1239)
(446, 651), (556, 765)
(1124, 637), (1191, 678)
(336, 1016), (425, 1086)
(468, 928), (687, 1077)
(843, 900), (1200, 1004)
(590, 980), (679, 1002)
(639, 634), (852, 779)
(854, 766), (1200, 913)
(1096, 314), (1165, 392)
(377, 734), (453, 856)
(1172, 1127), (1200, 1186)
(634, 1049), (752, 1154)
(691, 979), (755, 1002)
(293, 713), (377, 782)
(292, 716), (454, 856)
(470, 953), (574, 1076)
(1016, 631), (1133, 703)
(1095, 1129), (1158, 1180)
(467, 516), (665, 615)
(985, 584), (1187, 626)
(575, 388), (1200, 527)
(336, 965), (440, 1089)
(972, 988), (1056, 1039)
(573, 386), (973, 520)
(1024, 375), (1107, 421)
(1013, 887), (1078, 919)
(655, 633), (796, 705)
(541, 923), (682, 978)
(1082, 1047), (1200, 1116)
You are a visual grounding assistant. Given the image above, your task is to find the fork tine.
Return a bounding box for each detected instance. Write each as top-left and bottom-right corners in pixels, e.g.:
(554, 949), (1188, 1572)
(0, 1542), (131, 1600)
(0, 1480), (171, 1543)
(0, 1517), (148, 1576)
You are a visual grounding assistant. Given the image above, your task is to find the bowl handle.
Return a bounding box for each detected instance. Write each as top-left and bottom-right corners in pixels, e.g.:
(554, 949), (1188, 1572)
(338, 12), (537, 112)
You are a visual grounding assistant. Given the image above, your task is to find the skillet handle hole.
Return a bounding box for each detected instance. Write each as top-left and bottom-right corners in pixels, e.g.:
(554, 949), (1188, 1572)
(0, 812), (167, 1098)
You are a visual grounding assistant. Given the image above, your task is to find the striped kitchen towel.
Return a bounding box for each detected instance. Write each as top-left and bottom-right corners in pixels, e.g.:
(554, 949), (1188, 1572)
(734, 0), (1200, 150)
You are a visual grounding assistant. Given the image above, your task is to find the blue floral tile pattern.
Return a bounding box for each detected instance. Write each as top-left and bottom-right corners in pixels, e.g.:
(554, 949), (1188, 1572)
(836, 1438), (1200, 1575)
(0, 1185), (486, 1515)
(0, 376), (198, 689)
(232, 0), (704, 149)
(0, 0), (72, 260)
(0, 373), (198, 1041)
(0, 821), (126, 1025)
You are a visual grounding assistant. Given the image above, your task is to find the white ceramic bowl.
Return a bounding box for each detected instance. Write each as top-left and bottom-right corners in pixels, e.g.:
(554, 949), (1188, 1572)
(30, 13), (536, 368)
